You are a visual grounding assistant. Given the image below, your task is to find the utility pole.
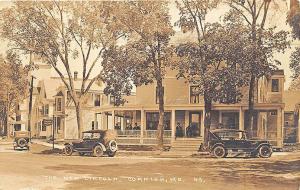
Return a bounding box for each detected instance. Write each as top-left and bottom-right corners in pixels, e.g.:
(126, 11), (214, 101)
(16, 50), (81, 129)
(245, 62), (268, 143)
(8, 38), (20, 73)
(52, 114), (55, 150)
(28, 75), (34, 143)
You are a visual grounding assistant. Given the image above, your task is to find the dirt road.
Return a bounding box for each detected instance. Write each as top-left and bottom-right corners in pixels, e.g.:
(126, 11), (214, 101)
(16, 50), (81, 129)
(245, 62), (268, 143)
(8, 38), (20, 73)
(0, 144), (299, 190)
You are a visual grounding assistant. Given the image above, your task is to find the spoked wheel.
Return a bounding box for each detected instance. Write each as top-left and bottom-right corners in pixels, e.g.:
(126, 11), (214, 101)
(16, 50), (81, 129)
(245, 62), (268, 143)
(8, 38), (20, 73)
(64, 145), (73, 156)
(258, 145), (272, 158)
(213, 145), (227, 158)
(93, 145), (104, 157)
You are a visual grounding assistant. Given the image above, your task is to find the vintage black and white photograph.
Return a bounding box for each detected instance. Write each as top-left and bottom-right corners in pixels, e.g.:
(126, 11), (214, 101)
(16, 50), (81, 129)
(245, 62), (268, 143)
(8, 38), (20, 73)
(0, 0), (299, 190)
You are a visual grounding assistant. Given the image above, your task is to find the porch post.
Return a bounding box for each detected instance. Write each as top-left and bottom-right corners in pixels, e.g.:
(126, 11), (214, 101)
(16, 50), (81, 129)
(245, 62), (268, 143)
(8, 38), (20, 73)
(94, 113), (98, 129)
(239, 107), (244, 131)
(277, 108), (283, 147)
(112, 110), (115, 130)
(201, 110), (205, 138)
(171, 109), (176, 142)
(140, 109), (144, 144)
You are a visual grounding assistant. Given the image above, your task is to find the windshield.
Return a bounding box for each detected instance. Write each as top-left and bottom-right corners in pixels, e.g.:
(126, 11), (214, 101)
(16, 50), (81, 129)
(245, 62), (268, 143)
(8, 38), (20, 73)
(214, 131), (246, 140)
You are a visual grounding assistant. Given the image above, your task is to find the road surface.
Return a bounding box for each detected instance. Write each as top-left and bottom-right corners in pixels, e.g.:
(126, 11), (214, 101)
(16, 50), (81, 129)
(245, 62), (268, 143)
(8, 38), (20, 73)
(0, 144), (299, 190)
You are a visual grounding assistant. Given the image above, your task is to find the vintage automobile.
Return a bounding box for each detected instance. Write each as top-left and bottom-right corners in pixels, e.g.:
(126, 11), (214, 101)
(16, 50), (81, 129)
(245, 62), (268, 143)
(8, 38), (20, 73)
(208, 129), (272, 158)
(63, 129), (118, 157)
(13, 131), (30, 150)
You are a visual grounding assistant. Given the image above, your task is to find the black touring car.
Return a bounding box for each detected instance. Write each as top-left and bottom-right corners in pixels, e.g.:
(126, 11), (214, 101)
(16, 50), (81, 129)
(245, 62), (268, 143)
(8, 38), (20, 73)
(208, 129), (272, 158)
(63, 129), (118, 157)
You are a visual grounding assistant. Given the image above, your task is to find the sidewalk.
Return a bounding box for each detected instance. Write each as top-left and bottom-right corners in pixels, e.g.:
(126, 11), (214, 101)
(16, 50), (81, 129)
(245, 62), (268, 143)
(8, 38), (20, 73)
(31, 139), (65, 149)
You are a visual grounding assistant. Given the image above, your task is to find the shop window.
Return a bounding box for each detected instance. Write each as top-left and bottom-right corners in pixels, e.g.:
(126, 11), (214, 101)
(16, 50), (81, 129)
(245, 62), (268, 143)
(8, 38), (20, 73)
(190, 86), (200, 104)
(271, 79), (279, 92)
(146, 112), (170, 130)
(221, 112), (239, 129)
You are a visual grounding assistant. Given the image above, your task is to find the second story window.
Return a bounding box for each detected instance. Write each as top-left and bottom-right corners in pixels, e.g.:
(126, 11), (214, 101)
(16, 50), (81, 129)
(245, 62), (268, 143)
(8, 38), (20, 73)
(56, 98), (62, 112)
(190, 86), (200, 104)
(43, 104), (49, 115)
(271, 79), (279, 92)
(94, 94), (101, 107)
(110, 96), (115, 105)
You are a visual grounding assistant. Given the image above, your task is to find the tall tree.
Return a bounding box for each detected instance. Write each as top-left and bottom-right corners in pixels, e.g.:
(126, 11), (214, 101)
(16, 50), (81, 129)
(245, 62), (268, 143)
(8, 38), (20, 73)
(0, 52), (29, 136)
(175, 0), (222, 146)
(288, 0), (300, 90)
(101, 1), (174, 149)
(175, 15), (250, 147)
(226, 0), (289, 136)
(0, 1), (123, 138)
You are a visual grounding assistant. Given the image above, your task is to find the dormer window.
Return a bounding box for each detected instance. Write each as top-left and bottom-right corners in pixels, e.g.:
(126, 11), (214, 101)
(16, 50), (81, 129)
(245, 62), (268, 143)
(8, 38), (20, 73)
(271, 79), (279, 92)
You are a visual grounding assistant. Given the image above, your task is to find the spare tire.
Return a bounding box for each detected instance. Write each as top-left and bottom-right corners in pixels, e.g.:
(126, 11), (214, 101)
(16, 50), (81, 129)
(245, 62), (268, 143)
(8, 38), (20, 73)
(17, 138), (27, 148)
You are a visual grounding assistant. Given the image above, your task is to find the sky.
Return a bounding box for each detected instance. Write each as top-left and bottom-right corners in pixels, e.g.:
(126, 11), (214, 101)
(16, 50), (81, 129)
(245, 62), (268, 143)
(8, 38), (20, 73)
(0, 0), (297, 90)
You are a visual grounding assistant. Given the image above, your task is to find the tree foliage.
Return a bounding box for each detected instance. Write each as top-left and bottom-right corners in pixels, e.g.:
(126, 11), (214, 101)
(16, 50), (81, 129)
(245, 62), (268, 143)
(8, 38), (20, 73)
(0, 1), (124, 137)
(0, 52), (29, 136)
(101, 1), (174, 148)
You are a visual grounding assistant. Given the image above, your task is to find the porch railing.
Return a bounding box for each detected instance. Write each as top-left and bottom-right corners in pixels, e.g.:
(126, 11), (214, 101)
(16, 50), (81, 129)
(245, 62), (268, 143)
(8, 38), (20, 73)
(116, 130), (172, 138)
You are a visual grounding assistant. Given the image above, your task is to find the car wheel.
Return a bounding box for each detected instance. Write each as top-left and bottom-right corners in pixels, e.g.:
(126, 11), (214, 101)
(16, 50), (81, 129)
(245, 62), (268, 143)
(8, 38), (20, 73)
(213, 145), (227, 158)
(93, 145), (104, 157)
(108, 140), (118, 152)
(17, 138), (27, 148)
(64, 145), (73, 156)
(107, 151), (116, 157)
(258, 145), (272, 158)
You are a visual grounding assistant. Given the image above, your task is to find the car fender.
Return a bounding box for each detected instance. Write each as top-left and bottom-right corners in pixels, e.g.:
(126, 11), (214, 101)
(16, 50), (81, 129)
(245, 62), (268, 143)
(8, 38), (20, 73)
(64, 143), (73, 148)
(94, 143), (106, 152)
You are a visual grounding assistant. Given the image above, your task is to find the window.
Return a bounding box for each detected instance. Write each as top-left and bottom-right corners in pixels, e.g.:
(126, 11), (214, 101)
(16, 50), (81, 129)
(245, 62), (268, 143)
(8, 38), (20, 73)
(94, 94), (101, 106)
(271, 79), (279, 92)
(44, 104), (49, 115)
(56, 98), (62, 111)
(146, 112), (171, 130)
(16, 115), (21, 121)
(14, 124), (21, 131)
(110, 96), (115, 105)
(190, 86), (200, 104)
(221, 112), (239, 129)
(42, 125), (46, 131)
(156, 86), (164, 104)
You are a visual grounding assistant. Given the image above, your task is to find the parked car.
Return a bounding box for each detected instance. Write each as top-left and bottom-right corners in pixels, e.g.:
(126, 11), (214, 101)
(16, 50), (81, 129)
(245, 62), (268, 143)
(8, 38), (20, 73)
(63, 129), (118, 157)
(13, 131), (30, 150)
(207, 129), (272, 158)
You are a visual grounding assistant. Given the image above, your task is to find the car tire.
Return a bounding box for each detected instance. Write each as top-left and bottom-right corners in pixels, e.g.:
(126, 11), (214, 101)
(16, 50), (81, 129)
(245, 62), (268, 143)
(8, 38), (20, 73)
(93, 145), (104, 157)
(64, 145), (73, 156)
(107, 151), (116, 157)
(17, 138), (27, 148)
(258, 145), (272, 158)
(108, 140), (118, 152)
(212, 145), (227, 158)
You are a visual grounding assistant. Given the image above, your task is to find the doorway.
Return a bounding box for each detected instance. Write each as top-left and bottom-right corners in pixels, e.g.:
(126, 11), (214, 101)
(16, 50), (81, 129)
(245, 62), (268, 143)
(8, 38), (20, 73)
(188, 112), (201, 137)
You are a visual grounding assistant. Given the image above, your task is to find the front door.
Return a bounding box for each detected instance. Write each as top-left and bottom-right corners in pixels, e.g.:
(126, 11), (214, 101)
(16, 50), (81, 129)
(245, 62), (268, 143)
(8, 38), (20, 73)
(188, 112), (201, 137)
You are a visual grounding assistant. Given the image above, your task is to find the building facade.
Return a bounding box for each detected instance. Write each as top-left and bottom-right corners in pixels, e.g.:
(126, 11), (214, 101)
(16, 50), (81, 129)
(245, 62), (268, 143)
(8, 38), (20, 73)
(96, 69), (286, 148)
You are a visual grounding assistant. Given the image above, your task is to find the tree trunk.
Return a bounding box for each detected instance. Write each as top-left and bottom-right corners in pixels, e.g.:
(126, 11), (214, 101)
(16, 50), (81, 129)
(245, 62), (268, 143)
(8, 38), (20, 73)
(75, 102), (83, 139)
(203, 93), (212, 148)
(247, 75), (256, 138)
(156, 78), (164, 150)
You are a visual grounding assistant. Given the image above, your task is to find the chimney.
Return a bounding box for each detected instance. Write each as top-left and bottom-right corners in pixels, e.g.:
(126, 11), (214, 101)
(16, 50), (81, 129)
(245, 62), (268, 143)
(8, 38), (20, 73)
(74, 71), (78, 81)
